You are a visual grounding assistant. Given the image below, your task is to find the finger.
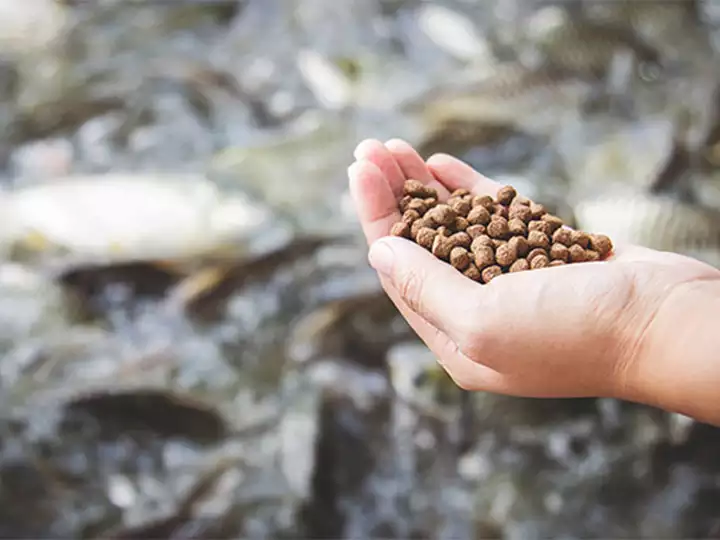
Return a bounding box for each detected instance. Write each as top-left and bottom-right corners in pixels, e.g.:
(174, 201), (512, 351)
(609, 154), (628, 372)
(426, 153), (502, 196)
(348, 159), (402, 244)
(354, 139), (407, 198)
(384, 138), (450, 199)
(348, 158), (473, 363)
(348, 157), (510, 393)
(368, 236), (484, 348)
(379, 271), (507, 392)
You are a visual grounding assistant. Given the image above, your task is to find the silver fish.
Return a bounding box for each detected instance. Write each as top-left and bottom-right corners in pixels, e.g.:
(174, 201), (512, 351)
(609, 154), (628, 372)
(400, 63), (594, 137)
(524, 10), (662, 80)
(574, 193), (720, 267)
(687, 169), (720, 212)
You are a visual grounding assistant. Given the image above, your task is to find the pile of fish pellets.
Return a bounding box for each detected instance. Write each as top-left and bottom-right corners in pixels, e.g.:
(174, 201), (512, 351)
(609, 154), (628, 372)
(390, 180), (613, 284)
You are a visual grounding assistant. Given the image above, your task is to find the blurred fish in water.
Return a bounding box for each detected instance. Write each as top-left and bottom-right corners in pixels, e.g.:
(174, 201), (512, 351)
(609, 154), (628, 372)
(0, 173), (277, 271)
(573, 193), (720, 268)
(687, 168), (720, 212)
(521, 6), (663, 81)
(412, 115), (572, 221)
(555, 114), (679, 200)
(287, 290), (412, 369)
(166, 234), (342, 318)
(400, 62), (595, 137)
(101, 457), (244, 540)
(584, 0), (700, 41)
(693, 79), (720, 164)
(59, 388), (229, 445)
(414, 119), (518, 159)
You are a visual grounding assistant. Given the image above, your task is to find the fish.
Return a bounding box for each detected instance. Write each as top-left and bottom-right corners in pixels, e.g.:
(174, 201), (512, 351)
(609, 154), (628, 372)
(523, 8), (663, 81)
(414, 119), (518, 160)
(400, 63), (595, 137)
(573, 193), (720, 267)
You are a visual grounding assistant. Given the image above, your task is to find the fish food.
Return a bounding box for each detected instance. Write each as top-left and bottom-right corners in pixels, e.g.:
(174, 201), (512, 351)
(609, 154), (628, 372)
(390, 180), (613, 284)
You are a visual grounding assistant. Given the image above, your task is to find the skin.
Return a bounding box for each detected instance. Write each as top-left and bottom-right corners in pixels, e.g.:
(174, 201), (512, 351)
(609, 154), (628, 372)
(348, 138), (720, 427)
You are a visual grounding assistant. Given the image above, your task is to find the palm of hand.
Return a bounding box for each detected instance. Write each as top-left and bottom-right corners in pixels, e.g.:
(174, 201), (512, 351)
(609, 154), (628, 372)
(348, 138), (720, 400)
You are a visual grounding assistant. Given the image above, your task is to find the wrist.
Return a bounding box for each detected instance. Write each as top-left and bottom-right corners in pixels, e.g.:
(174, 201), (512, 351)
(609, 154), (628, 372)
(620, 276), (720, 425)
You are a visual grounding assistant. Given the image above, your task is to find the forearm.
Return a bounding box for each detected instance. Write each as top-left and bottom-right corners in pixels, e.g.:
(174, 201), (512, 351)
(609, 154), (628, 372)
(625, 278), (720, 426)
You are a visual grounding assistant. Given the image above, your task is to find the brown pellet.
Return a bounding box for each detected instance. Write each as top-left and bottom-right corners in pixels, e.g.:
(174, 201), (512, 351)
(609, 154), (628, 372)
(471, 235), (494, 253)
(528, 220), (551, 236)
(508, 218), (528, 236)
(549, 260), (565, 267)
(474, 246), (496, 269)
(408, 198), (428, 215)
(493, 204), (509, 219)
(542, 214), (564, 234)
(424, 197), (438, 209)
(527, 248), (548, 263)
(466, 224), (486, 238)
(402, 209), (421, 224)
(432, 235), (454, 260)
(463, 263), (482, 282)
(411, 217), (433, 238)
(415, 227), (437, 250)
(455, 217), (469, 231)
(571, 231), (591, 249)
(527, 230), (550, 250)
(585, 249), (601, 262)
(471, 195), (494, 211)
(495, 243), (518, 267)
(568, 244), (587, 262)
(492, 239), (507, 250)
(549, 243), (569, 262)
(467, 205), (492, 226)
(508, 236), (530, 257)
(530, 202), (546, 219)
(530, 254), (549, 269)
(399, 195), (412, 212)
(449, 232), (472, 249)
(427, 204), (456, 227)
(450, 198), (472, 217)
(552, 228), (573, 247)
(590, 234), (613, 257)
(404, 179), (432, 198)
(451, 188), (470, 198)
(509, 258), (530, 272)
(450, 247), (471, 270)
(390, 221), (411, 238)
(497, 185), (517, 205)
(481, 265), (503, 284)
(487, 216), (509, 239)
(509, 204), (532, 223)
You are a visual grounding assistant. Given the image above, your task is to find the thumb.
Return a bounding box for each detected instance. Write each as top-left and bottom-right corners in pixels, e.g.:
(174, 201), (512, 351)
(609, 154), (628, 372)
(368, 236), (482, 344)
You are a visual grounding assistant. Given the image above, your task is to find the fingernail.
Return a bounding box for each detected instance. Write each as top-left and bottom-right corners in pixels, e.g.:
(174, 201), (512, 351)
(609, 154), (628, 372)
(368, 239), (394, 275)
(347, 161), (359, 178)
(384, 138), (407, 148)
(353, 143), (368, 161)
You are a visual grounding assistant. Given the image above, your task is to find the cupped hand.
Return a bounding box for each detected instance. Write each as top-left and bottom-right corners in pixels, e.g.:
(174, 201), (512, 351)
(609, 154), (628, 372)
(348, 138), (720, 405)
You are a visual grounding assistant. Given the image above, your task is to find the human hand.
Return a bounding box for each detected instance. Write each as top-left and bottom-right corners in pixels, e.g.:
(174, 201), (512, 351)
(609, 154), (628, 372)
(348, 138), (720, 414)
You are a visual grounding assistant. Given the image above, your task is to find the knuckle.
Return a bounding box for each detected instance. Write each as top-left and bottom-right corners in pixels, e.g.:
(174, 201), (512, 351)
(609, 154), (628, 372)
(396, 267), (426, 314)
(435, 335), (481, 392)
